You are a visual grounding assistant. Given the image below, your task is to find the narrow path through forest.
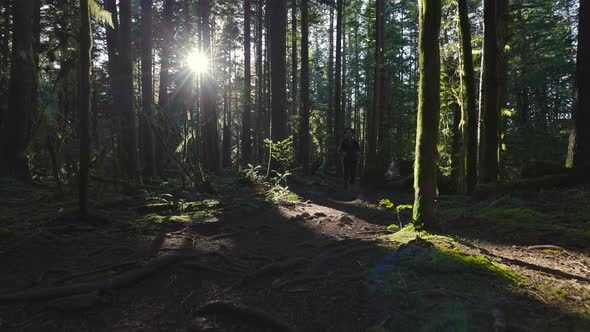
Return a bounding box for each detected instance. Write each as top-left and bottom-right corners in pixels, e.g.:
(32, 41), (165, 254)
(0, 178), (589, 331)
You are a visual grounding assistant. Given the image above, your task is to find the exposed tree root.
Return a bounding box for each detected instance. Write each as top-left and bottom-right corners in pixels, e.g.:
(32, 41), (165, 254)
(53, 260), (141, 284)
(192, 300), (298, 332)
(0, 254), (191, 304)
(242, 257), (309, 282)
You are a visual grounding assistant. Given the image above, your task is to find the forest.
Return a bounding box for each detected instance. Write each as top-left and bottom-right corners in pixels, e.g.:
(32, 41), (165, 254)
(0, 0), (589, 330)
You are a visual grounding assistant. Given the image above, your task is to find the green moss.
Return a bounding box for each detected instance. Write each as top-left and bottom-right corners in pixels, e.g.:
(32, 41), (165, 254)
(541, 249), (562, 254)
(0, 228), (18, 238)
(432, 248), (521, 283)
(387, 224), (456, 246)
(136, 213), (167, 224)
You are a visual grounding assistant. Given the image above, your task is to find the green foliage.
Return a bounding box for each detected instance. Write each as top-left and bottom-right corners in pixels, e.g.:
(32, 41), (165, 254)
(240, 166), (299, 204)
(379, 198), (413, 229)
(264, 137), (295, 170)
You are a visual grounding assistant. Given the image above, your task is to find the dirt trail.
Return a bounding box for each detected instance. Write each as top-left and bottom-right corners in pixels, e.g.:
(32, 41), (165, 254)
(1, 179), (589, 331)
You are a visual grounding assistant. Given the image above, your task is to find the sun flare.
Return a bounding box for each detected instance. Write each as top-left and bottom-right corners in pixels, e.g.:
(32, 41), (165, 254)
(186, 50), (209, 73)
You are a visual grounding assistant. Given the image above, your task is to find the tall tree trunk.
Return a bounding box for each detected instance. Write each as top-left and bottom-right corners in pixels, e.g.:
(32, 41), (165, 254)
(157, 0), (173, 174)
(140, 0), (155, 179)
(199, 0), (220, 170)
(364, 0), (384, 183)
(0, 1), (10, 124)
(269, 0), (287, 149)
(222, 36), (232, 168)
(497, 0), (509, 174)
(291, 0), (298, 151)
(79, 0), (91, 217)
(327, 6), (335, 172)
(299, 0), (310, 174)
(458, 0), (477, 193)
(242, 0), (252, 165)
(477, 0), (499, 184)
(119, 0), (140, 181)
(0, 0), (36, 178)
(334, 0), (343, 176)
(255, 0), (264, 162)
(413, 0), (441, 231)
(567, 0), (590, 168)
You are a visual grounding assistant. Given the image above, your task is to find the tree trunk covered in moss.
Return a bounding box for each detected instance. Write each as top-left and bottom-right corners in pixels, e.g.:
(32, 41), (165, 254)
(567, 0), (590, 168)
(458, 0), (477, 193)
(79, 0), (92, 217)
(242, 0), (252, 165)
(0, 0), (36, 178)
(413, 0), (441, 231)
(364, 0), (384, 183)
(269, 0), (287, 146)
(477, 0), (500, 184)
(140, 0), (155, 179)
(299, 0), (310, 174)
(119, 0), (140, 181)
(497, 0), (509, 172)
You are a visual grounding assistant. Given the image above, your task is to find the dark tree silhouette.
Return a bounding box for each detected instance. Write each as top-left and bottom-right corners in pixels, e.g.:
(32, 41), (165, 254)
(299, 0), (310, 174)
(78, 0), (91, 216)
(458, 0), (478, 193)
(242, 0), (252, 165)
(269, 0), (288, 147)
(568, 0), (590, 168)
(140, 0), (156, 179)
(0, 0), (37, 178)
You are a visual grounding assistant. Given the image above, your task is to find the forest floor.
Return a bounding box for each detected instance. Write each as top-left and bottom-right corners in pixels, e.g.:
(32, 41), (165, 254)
(1, 172), (590, 331)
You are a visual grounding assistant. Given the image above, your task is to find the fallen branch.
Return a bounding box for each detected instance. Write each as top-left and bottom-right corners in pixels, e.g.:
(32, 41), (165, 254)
(208, 232), (238, 241)
(0, 254), (192, 304)
(526, 245), (565, 251)
(193, 300), (298, 332)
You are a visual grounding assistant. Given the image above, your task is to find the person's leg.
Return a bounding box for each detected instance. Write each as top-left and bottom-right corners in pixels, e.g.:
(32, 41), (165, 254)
(343, 159), (351, 188)
(350, 160), (357, 184)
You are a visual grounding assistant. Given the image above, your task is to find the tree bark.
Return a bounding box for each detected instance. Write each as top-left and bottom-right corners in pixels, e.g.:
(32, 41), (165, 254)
(413, 0), (441, 231)
(79, 0), (91, 217)
(327, 5), (335, 172)
(119, 0), (140, 181)
(458, 0), (477, 193)
(334, 0), (343, 176)
(477, 0), (500, 184)
(156, 0), (174, 174)
(255, 0), (264, 162)
(242, 0), (252, 165)
(269, 0), (288, 147)
(0, 0), (36, 178)
(199, 0), (220, 170)
(363, 0), (385, 183)
(299, 0), (310, 174)
(291, 0), (298, 147)
(140, 0), (156, 179)
(567, 0), (590, 168)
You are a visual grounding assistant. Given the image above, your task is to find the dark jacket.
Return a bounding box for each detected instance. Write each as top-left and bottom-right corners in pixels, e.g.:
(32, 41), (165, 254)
(339, 138), (360, 161)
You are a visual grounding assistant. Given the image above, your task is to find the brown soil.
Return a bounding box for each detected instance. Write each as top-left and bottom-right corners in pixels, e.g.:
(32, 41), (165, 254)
(0, 177), (589, 331)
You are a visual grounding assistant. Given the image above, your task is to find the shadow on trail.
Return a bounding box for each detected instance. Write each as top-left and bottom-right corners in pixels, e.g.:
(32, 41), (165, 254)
(0, 177), (589, 331)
